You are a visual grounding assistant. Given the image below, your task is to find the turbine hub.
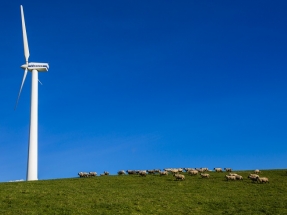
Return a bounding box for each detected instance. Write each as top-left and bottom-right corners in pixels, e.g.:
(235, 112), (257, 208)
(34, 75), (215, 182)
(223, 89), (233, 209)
(21, 64), (28, 69)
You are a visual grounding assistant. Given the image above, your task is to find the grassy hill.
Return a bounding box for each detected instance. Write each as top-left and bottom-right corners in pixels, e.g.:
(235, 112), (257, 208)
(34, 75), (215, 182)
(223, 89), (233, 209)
(0, 169), (286, 214)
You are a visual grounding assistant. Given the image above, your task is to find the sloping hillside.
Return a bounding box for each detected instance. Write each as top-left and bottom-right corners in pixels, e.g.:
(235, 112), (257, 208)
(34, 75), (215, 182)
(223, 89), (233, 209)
(0, 169), (286, 214)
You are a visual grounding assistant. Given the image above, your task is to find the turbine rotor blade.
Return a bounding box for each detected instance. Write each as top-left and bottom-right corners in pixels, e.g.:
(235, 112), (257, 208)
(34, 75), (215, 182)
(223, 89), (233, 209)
(20, 5), (30, 63)
(15, 68), (28, 110)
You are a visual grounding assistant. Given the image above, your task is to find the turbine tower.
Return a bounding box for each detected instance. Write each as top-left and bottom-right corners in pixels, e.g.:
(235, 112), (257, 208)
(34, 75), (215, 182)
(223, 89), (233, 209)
(15, 5), (49, 181)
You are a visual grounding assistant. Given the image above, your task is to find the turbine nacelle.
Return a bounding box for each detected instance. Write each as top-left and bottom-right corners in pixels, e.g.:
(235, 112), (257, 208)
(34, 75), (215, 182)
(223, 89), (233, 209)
(20, 62), (49, 72)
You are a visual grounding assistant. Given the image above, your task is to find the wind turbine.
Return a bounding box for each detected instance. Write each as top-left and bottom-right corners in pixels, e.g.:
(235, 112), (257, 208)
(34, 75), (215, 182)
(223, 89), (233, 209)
(15, 5), (49, 181)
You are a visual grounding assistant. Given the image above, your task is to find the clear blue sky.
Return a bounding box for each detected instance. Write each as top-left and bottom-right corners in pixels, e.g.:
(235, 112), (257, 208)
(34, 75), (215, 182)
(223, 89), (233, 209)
(0, 1), (287, 181)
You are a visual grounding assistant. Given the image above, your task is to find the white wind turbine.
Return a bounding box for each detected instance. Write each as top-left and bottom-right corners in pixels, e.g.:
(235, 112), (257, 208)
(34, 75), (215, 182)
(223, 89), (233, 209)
(15, 5), (49, 181)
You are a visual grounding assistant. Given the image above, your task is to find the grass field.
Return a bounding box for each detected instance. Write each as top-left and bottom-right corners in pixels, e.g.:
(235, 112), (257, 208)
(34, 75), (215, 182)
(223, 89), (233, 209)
(0, 169), (286, 214)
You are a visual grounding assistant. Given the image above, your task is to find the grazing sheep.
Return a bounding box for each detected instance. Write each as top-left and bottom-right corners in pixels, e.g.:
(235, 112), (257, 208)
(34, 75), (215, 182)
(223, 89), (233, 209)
(88, 172), (97, 177)
(254, 169), (261, 174)
(139, 171), (147, 177)
(235, 175), (243, 180)
(154, 169), (161, 174)
(249, 174), (259, 178)
(200, 173), (210, 178)
(257, 177), (269, 183)
(174, 174), (185, 180)
(248, 174), (259, 183)
(201, 168), (209, 172)
(78, 172), (89, 178)
(214, 168), (223, 172)
(188, 170), (199, 176)
(118, 170), (125, 175)
(126, 170), (137, 175)
(104, 171), (109, 175)
(170, 169), (179, 175)
(195, 168), (204, 173)
(159, 171), (168, 176)
(224, 168), (232, 172)
(228, 173), (238, 176)
(184, 168), (195, 172)
(147, 170), (155, 175)
(225, 175), (236, 181)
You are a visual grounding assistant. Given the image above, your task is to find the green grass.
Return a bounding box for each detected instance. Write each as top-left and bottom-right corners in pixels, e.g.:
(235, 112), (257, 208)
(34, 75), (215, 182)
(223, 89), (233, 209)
(0, 170), (286, 214)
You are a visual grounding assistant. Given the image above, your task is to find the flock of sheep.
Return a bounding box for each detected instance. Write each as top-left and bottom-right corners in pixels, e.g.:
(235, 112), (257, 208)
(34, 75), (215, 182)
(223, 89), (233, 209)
(78, 167), (270, 183)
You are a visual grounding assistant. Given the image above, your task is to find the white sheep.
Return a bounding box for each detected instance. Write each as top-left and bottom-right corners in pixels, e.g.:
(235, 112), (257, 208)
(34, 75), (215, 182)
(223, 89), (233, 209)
(254, 169), (261, 174)
(214, 168), (223, 172)
(195, 168), (204, 173)
(224, 168), (232, 172)
(147, 170), (155, 175)
(257, 177), (269, 183)
(78, 172), (89, 178)
(188, 170), (198, 176)
(88, 172), (97, 177)
(248, 174), (259, 182)
(228, 173), (238, 176)
(118, 170), (125, 175)
(170, 169), (179, 175)
(225, 175), (236, 181)
(201, 167), (209, 172)
(154, 169), (161, 174)
(174, 174), (185, 180)
(159, 171), (168, 176)
(184, 168), (195, 172)
(139, 171), (147, 177)
(235, 175), (243, 180)
(200, 173), (210, 178)
(126, 170), (136, 175)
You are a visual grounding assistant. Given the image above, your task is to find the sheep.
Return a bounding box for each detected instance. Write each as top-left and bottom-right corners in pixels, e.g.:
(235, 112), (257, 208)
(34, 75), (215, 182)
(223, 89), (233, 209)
(200, 173), (210, 178)
(235, 175), (243, 180)
(174, 174), (185, 180)
(248, 174), (259, 183)
(126, 170), (137, 175)
(78, 172), (89, 178)
(159, 171), (168, 176)
(184, 168), (195, 172)
(154, 169), (161, 174)
(104, 171), (109, 176)
(170, 169), (179, 175)
(224, 168), (232, 172)
(225, 175), (236, 181)
(228, 173), (238, 176)
(139, 171), (147, 177)
(188, 170), (198, 176)
(254, 169), (261, 174)
(118, 170), (125, 175)
(88, 172), (97, 177)
(147, 170), (155, 175)
(257, 177), (269, 183)
(195, 168), (204, 173)
(214, 168), (223, 172)
(201, 167), (209, 172)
